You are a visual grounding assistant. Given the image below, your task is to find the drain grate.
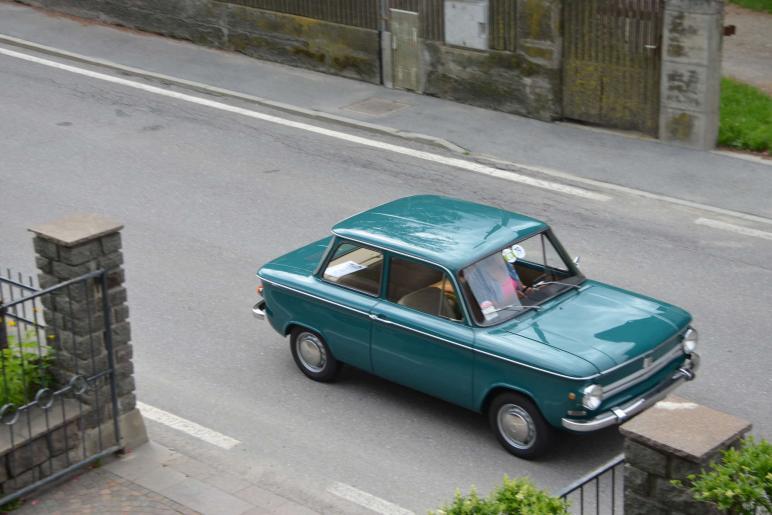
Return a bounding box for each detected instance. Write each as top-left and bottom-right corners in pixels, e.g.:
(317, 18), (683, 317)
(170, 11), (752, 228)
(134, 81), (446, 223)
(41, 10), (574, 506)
(343, 97), (411, 116)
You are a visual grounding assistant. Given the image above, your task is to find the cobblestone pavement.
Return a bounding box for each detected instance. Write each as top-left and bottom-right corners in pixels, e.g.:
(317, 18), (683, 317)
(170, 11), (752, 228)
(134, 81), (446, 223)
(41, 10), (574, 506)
(13, 467), (200, 515)
(723, 4), (772, 95)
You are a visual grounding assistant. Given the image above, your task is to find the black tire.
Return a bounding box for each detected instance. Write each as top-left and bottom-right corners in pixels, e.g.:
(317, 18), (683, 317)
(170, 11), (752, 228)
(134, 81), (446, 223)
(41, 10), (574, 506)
(488, 392), (554, 459)
(290, 328), (340, 382)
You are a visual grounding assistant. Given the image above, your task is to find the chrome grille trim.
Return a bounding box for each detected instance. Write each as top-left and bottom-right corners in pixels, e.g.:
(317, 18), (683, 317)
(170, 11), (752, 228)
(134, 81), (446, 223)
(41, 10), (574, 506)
(602, 344), (685, 399)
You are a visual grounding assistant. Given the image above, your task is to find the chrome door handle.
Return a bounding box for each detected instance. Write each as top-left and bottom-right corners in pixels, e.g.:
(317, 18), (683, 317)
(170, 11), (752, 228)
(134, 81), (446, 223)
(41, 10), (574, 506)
(369, 313), (394, 325)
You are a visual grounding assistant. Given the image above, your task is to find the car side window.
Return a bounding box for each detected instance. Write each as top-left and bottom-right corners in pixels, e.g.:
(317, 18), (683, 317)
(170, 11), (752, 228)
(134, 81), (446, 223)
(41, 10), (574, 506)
(387, 257), (463, 321)
(322, 242), (383, 296)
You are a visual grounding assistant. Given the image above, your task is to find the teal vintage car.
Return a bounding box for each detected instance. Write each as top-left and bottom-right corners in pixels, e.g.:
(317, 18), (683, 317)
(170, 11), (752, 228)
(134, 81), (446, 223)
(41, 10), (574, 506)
(253, 196), (699, 458)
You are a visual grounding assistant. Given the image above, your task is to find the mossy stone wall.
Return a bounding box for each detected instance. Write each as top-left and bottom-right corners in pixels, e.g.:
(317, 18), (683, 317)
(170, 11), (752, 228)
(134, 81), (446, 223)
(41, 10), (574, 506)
(17, 0), (381, 84)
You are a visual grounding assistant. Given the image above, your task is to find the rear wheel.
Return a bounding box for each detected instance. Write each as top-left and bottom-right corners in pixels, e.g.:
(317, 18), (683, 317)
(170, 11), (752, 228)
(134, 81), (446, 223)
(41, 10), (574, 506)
(488, 392), (553, 459)
(290, 328), (340, 382)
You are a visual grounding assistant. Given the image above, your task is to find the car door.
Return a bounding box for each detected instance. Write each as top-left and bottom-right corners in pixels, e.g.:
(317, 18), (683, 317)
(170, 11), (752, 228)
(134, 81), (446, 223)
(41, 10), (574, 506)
(370, 255), (475, 409)
(314, 239), (384, 372)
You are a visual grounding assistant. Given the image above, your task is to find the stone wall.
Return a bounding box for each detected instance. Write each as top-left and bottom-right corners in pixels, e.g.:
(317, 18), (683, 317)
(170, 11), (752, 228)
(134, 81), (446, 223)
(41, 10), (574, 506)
(620, 395), (752, 515)
(423, 42), (560, 120)
(16, 0), (382, 84)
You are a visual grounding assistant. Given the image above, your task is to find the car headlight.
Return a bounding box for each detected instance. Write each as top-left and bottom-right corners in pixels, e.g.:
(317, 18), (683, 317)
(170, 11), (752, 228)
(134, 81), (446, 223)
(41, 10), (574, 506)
(582, 384), (604, 411)
(682, 327), (698, 354)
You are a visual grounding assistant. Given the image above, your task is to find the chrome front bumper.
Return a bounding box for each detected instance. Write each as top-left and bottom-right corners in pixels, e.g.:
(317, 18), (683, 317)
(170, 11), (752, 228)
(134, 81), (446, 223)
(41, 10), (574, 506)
(562, 353), (699, 432)
(252, 300), (267, 320)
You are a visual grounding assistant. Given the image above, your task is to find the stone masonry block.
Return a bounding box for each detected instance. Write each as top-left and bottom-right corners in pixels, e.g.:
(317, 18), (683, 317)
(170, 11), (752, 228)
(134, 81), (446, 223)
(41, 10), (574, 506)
(112, 304), (130, 324)
(37, 272), (59, 290)
(653, 477), (722, 514)
(114, 343), (133, 363)
(3, 466), (42, 493)
(33, 236), (59, 260)
(116, 361), (134, 379)
(669, 454), (705, 480)
(98, 251), (124, 271)
(35, 256), (52, 274)
(52, 260), (99, 281)
(119, 393), (136, 414)
(111, 321), (131, 345)
(108, 286), (128, 307)
(107, 268), (125, 289)
(58, 240), (102, 266)
(624, 491), (668, 515)
(625, 439), (668, 477)
(8, 437), (49, 476)
(48, 423), (80, 455)
(99, 232), (122, 254)
(624, 463), (652, 496)
(117, 376), (136, 397)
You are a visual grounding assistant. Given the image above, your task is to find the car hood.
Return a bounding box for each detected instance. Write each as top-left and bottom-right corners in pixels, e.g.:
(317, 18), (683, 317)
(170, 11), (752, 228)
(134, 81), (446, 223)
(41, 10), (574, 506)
(509, 281), (691, 371)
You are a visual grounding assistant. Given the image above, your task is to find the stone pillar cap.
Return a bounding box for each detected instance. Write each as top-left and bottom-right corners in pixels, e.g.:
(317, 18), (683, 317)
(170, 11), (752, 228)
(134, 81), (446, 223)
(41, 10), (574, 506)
(620, 395), (752, 463)
(29, 213), (123, 247)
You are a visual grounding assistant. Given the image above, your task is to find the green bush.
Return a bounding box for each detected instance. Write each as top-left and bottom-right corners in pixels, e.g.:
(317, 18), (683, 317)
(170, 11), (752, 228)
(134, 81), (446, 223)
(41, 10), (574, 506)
(1, 322), (54, 407)
(433, 476), (568, 515)
(673, 437), (772, 515)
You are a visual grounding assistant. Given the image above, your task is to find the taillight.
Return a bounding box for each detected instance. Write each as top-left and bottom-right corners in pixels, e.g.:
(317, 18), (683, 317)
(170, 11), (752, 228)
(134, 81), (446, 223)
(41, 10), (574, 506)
(256, 281), (264, 296)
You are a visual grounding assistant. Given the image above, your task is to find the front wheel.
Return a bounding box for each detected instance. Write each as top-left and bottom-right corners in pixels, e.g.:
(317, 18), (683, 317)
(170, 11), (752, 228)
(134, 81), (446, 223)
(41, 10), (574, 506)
(488, 392), (554, 459)
(290, 328), (340, 382)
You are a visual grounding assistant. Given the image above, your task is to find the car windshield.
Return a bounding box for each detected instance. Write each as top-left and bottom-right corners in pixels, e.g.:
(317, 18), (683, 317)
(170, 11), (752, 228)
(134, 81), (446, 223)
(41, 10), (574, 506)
(461, 231), (580, 326)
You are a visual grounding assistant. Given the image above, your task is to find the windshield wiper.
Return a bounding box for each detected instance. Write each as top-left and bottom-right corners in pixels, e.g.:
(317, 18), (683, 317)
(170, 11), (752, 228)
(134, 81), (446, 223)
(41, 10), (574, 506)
(490, 303), (542, 314)
(533, 280), (582, 291)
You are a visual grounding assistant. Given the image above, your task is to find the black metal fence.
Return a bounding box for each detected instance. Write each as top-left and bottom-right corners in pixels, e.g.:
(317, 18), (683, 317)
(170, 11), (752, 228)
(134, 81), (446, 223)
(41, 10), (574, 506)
(0, 268), (120, 506)
(559, 454), (625, 514)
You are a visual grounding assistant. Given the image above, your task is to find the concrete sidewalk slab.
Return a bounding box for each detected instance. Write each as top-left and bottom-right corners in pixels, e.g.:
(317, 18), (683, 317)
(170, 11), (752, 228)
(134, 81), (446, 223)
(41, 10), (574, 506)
(12, 441), (322, 514)
(0, 0), (770, 219)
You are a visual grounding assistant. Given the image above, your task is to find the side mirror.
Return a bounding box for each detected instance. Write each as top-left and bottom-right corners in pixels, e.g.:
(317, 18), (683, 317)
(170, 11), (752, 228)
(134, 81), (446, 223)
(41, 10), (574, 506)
(573, 256), (581, 266)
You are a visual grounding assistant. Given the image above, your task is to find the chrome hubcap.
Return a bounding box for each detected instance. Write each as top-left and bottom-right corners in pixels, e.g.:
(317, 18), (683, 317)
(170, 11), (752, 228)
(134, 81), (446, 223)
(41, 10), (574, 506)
(297, 333), (326, 373)
(498, 404), (535, 450)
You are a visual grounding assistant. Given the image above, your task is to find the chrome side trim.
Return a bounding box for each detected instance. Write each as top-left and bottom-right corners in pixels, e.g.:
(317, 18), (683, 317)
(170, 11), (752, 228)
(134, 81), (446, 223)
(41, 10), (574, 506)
(602, 344), (685, 399)
(369, 314), (475, 352)
(561, 355), (698, 432)
(259, 278), (370, 317)
(262, 278), (599, 381)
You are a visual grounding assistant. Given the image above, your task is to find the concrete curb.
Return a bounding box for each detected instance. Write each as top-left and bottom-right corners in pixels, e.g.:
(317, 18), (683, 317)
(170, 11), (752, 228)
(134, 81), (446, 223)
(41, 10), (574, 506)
(0, 33), (469, 155)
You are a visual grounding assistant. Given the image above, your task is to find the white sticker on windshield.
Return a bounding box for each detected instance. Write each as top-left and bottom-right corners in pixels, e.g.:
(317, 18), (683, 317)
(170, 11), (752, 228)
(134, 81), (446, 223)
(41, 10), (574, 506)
(502, 248), (517, 263)
(511, 244), (526, 259)
(480, 300), (499, 321)
(326, 261), (366, 278)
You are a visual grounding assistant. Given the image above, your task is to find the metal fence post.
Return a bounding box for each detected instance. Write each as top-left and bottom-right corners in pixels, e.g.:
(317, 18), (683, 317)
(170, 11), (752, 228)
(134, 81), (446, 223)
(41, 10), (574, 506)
(0, 299), (7, 350)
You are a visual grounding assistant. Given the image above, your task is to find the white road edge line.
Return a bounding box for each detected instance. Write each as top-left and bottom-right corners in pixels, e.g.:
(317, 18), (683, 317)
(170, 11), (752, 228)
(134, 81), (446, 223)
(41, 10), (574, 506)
(695, 218), (772, 241)
(0, 46), (610, 202)
(137, 401), (240, 450)
(327, 482), (415, 515)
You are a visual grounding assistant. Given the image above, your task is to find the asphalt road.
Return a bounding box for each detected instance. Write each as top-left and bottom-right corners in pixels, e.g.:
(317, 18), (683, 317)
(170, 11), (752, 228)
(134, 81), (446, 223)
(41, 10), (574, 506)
(1, 48), (770, 513)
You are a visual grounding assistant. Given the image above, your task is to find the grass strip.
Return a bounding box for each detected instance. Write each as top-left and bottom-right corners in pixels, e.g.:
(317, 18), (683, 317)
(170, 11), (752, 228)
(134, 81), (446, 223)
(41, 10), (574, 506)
(719, 77), (772, 153)
(728, 0), (772, 13)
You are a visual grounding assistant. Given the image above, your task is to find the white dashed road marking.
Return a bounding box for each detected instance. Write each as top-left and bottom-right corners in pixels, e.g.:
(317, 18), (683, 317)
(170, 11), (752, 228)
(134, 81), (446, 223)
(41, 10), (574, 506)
(695, 218), (772, 241)
(0, 46), (609, 202)
(137, 402), (240, 450)
(327, 482), (415, 515)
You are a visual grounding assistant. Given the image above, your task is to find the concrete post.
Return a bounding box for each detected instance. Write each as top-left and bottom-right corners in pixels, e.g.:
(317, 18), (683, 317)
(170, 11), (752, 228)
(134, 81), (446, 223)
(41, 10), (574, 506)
(29, 214), (147, 451)
(659, 0), (724, 149)
(620, 395), (751, 514)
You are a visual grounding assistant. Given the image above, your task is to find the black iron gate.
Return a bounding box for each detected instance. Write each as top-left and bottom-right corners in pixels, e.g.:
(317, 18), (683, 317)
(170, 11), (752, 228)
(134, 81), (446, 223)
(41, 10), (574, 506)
(563, 0), (664, 135)
(0, 268), (121, 505)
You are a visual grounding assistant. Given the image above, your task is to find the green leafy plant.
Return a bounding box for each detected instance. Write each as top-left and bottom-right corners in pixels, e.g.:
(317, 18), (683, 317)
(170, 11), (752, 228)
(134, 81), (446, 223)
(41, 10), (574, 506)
(0, 321), (54, 407)
(672, 437), (772, 515)
(433, 476), (569, 515)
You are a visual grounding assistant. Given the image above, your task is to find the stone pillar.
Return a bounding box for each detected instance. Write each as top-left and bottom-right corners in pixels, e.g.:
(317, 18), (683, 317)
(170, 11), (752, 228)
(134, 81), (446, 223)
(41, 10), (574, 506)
(659, 0), (724, 149)
(28, 214), (147, 451)
(620, 395), (751, 515)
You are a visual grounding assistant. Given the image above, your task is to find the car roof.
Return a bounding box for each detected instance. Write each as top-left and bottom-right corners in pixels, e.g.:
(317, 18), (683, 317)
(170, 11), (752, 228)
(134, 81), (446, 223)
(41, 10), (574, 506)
(331, 195), (548, 270)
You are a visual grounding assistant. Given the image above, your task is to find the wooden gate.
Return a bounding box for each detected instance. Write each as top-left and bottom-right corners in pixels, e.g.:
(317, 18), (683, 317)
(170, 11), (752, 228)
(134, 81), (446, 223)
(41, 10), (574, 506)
(563, 0), (664, 135)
